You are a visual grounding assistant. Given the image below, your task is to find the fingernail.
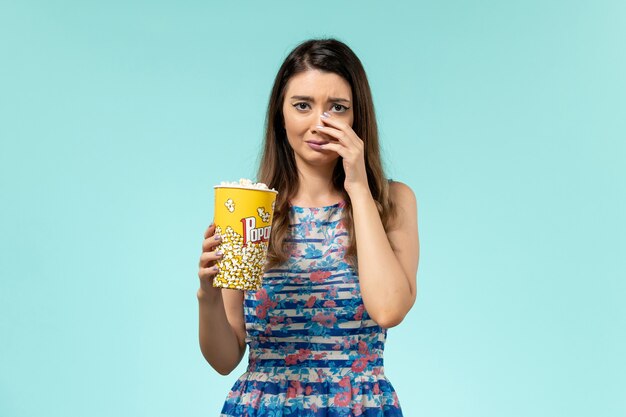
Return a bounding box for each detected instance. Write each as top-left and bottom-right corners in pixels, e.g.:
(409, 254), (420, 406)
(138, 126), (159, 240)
(214, 234), (221, 240)
(213, 266), (219, 272)
(216, 250), (223, 256)
(315, 125), (325, 129)
(321, 112), (330, 118)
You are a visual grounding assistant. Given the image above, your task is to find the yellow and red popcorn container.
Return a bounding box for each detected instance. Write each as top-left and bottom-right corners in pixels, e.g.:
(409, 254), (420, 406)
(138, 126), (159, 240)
(213, 183), (278, 290)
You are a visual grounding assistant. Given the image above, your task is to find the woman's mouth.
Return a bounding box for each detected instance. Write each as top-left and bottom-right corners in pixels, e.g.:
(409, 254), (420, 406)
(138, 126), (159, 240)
(306, 140), (329, 151)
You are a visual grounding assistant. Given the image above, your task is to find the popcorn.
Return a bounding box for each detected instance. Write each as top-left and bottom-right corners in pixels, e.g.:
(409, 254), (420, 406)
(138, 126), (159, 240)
(218, 178), (276, 191)
(257, 207), (271, 223)
(225, 198), (235, 213)
(213, 225), (269, 290)
(213, 178), (278, 290)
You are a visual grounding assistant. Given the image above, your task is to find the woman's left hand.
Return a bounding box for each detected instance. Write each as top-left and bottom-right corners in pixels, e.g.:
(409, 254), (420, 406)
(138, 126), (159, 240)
(317, 112), (370, 197)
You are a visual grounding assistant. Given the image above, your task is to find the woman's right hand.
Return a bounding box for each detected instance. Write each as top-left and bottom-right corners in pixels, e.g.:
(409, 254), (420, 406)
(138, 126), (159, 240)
(198, 222), (224, 296)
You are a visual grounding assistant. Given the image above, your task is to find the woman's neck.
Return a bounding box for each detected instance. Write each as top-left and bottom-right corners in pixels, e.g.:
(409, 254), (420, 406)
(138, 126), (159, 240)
(291, 161), (343, 207)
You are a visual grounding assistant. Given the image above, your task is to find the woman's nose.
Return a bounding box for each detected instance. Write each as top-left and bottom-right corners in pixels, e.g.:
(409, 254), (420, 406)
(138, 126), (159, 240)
(310, 112), (324, 129)
(315, 109), (329, 123)
(313, 109), (324, 121)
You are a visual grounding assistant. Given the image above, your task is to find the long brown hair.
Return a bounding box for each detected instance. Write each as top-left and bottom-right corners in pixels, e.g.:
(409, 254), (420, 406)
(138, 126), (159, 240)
(257, 38), (397, 271)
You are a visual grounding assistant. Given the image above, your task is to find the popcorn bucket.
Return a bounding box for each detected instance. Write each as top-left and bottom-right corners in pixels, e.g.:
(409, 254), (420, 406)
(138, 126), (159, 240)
(213, 184), (278, 290)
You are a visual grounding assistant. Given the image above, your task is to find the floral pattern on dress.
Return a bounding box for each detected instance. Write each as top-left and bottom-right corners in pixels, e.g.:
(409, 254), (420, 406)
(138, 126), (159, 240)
(220, 201), (403, 416)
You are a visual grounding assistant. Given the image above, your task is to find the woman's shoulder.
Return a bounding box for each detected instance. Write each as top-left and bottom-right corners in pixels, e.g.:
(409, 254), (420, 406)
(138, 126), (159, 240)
(385, 179), (418, 234)
(387, 179), (416, 206)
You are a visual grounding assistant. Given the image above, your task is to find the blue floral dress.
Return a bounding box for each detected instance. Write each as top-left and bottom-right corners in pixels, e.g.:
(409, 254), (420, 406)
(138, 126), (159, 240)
(220, 200), (403, 416)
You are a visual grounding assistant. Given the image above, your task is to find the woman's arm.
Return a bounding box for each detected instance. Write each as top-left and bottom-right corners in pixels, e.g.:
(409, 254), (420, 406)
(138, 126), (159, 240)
(197, 224), (247, 375)
(350, 181), (420, 328)
(197, 288), (247, 375)
(312, 112), (419, 328)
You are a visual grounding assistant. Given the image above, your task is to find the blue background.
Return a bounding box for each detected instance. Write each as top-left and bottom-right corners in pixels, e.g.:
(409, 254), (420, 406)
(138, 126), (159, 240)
(1, 1), (624, 416)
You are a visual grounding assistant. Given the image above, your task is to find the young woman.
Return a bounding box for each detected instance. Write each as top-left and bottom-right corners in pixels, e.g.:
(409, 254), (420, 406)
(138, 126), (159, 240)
(197, 38), (419, 416)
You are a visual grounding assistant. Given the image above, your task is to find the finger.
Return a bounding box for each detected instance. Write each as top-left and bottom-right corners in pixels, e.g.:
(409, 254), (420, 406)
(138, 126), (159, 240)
(204, 222), (216, 239)
(319, 117), (361, 146)
(319, 113), (346, 129)
(202, 233), (223, 251)
(198, 249), (224, 268)
(315, 124), (348, 144)
(317, 124), (360, 150)
(198, 265), (220, 280)
(317, 141), (346, 156)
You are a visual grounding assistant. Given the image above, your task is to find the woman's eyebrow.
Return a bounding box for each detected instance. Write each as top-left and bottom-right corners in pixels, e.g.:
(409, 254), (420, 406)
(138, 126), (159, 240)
(290, 95), (351, 103)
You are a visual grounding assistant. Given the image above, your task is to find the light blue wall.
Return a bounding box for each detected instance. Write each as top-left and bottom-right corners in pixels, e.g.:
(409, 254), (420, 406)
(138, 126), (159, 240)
(1, 1), (624, 416)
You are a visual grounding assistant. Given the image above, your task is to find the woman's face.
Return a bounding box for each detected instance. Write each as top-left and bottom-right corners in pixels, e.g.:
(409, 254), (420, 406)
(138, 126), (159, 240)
(281, 69), (354, 169)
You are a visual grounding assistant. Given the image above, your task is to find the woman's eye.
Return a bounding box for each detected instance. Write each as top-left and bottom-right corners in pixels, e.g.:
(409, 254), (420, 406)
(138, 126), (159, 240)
(293, 103), (349, 112)
(332, 104), (349, 113)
